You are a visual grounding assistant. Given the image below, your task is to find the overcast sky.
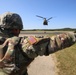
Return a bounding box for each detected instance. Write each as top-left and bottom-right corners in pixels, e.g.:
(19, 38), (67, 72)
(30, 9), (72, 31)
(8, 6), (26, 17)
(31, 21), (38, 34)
(0, 0), (76, 30)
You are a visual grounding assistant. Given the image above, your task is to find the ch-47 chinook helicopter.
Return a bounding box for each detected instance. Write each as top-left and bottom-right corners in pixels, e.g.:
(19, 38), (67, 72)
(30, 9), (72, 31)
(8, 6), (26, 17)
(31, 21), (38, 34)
(36, 15), (53, 25)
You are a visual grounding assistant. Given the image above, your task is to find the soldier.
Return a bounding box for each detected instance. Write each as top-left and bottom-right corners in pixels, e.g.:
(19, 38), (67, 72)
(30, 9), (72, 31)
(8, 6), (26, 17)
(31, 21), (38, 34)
(0, 12), (76, 75)
(0, 12), (28, 75)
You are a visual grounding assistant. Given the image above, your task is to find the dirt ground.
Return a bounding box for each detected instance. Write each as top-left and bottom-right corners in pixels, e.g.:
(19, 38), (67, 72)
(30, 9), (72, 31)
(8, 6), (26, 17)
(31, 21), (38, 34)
(27, 54), (58, 75)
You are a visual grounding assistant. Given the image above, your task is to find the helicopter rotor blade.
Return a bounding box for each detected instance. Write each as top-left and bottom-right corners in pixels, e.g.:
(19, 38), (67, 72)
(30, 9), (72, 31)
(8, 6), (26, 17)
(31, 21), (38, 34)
(36, 15), (45, 19)
(47, 17), (53, 21)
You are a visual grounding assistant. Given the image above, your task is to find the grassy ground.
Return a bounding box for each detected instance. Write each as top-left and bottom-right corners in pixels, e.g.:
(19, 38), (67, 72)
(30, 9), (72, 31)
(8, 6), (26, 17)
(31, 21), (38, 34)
(55, 43), (76, 75)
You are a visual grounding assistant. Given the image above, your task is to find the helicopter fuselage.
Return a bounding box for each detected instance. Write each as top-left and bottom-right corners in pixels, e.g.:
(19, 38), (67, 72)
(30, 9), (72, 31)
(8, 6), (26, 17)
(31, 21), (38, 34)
(43, 19), (48, 25)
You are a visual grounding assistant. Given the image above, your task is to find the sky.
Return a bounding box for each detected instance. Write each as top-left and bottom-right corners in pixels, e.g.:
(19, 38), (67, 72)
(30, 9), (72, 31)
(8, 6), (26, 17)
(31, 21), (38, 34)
(0, 0), (76, 30)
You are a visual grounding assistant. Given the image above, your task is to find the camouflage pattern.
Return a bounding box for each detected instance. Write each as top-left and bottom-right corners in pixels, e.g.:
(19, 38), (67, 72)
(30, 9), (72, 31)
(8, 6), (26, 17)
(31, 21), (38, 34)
(0, 12), (23, 30)
(0, 32), (76, 75)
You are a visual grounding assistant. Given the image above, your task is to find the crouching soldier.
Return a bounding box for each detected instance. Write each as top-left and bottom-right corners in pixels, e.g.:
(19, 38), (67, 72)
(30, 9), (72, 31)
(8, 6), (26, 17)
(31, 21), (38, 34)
(0, 12), (76, 75)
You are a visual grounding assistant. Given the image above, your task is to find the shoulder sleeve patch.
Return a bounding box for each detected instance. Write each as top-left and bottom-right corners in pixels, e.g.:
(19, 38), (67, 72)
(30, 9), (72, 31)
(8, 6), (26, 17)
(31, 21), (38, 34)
(27, 36), (37, 45)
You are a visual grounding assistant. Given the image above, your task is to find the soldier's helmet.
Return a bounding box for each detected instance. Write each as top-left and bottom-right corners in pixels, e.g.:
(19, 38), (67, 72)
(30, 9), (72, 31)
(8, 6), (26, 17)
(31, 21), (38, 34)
(0, 12), (23, 30)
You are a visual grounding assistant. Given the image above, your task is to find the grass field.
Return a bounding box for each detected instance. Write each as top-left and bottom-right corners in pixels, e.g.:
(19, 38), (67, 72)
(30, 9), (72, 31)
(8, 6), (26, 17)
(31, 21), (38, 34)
(55, 43), (76, 75)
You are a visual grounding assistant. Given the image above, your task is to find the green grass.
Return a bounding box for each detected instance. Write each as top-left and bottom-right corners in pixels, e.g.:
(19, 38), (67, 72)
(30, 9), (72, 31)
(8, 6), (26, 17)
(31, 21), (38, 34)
(55, 43), (76, 75)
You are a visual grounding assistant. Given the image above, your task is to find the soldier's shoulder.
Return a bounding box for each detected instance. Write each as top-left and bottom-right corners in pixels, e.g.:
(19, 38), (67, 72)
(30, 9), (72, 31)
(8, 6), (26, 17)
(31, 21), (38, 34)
(20, 35), (50, 45)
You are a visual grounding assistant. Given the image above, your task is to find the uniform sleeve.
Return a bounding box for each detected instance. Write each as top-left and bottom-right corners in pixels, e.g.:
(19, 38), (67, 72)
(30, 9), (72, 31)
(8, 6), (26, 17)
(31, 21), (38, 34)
(21, 36), (50, 58)
(48, 32), (76, 53)
(21, 33), (76, 59)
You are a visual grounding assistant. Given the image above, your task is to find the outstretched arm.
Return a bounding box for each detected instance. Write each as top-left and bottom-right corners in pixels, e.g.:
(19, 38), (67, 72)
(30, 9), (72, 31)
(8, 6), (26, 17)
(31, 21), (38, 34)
(21, 32), (76, 59)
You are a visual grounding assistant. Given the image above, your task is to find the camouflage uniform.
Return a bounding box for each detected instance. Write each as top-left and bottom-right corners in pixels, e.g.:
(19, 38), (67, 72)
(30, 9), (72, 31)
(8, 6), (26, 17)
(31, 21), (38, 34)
(0, 12), (76, 75)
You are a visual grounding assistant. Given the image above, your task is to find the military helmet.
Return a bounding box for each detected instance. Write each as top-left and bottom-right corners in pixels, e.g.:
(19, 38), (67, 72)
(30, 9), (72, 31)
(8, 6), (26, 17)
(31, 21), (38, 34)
(0, 12), (23, 30)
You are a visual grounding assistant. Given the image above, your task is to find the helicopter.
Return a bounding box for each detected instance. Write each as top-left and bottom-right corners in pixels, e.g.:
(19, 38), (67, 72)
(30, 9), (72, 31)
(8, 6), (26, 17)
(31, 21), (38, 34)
(36, 15), (53, 25)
